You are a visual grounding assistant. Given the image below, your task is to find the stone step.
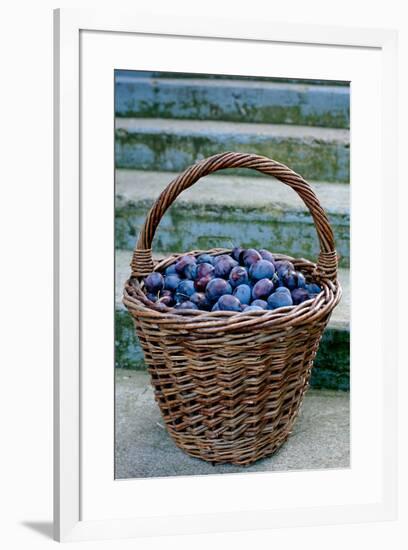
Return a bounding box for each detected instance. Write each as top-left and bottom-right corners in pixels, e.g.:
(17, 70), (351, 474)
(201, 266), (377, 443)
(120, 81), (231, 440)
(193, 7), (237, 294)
(115, 169), (349, 267)
(115, 118), (349, 183)
(115, 74), (350, 128)
(114, 249), (350, 391)
(116, 69), (349, 87)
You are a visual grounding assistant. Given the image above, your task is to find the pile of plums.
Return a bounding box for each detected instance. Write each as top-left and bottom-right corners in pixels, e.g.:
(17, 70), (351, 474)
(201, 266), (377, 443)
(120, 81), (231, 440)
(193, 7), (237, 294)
(142, 248), (322, 312)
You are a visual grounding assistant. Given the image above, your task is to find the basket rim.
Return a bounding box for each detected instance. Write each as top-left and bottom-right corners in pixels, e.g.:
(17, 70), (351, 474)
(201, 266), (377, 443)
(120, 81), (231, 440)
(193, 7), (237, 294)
(123, 248), (342, 333)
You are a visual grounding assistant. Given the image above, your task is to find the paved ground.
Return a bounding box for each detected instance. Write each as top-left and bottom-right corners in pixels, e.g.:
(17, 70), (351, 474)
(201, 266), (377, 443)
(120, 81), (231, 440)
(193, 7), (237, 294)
(115, 370), (350, 480)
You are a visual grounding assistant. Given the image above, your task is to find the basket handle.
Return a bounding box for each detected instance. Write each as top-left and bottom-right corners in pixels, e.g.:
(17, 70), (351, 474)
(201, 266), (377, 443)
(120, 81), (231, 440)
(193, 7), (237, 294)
(131, 152), (338, 281)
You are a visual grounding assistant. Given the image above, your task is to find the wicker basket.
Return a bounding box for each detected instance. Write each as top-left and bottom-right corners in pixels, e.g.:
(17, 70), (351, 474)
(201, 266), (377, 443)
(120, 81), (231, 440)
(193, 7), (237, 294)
(123, 152), (342, 466)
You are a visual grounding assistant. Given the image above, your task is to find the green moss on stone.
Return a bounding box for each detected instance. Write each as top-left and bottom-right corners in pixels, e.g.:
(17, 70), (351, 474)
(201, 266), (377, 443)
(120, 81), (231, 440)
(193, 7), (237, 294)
(114, 200), (349, 267)
(312, 328), (350, 390)
(115, 309), (145, 369)
(115, 130), (349, 183)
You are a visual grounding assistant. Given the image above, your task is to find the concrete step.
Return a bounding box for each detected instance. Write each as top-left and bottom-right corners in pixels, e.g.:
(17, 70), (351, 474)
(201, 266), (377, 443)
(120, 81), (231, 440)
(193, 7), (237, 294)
(115, 74), (350, 128)
(114, 249), (350, 391)
(115, 369), (349, 478)
(115, 118), (349, 183)
(115, 169), (349, 267)
(116, 69), (350, 87)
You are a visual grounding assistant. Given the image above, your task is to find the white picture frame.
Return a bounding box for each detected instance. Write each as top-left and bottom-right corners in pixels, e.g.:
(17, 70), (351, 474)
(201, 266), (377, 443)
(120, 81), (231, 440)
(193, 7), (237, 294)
(54, 7), (398, 542)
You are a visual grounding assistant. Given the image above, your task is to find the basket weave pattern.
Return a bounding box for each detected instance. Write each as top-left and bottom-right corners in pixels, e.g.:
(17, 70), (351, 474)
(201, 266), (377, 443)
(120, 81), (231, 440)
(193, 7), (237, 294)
(123, 152), (341, 465)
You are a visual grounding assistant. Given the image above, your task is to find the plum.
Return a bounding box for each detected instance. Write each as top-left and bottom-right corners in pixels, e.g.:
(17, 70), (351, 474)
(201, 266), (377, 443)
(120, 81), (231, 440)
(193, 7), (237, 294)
(241, 248), (262, 268)
(176, 280), (195, 300)
(146, 292), (159, 303)
(280, 270), (306, 290)
(252, 278), (274, 300)
(158, 289), (175, 307)
(275, 260), (295, 277)
(275, 286), (291, 295)
(164, 274), (180, 291)
(258, 249), (274, 263)
(144, 272), (164, 294)
(296, 272), (306, 288)
(194, 274), (213, 292)
(233, 284), (252, 305)
(175, 255), (196, 276)
(197, 262), (215, 279)
(249, 259), (275, 281)
(229, 266), (249, 288)
(213, 255), (238, 278)
(205, 278), (232, 302)
(175, 300), (198, 310)
(190, 292), (211, 310)
(251, 299), (267, 309)
(306, 282), (321, 295)
(280, 270), (296, 289)
(196, 253), (215, 265)
(243, 305), (264, 312)
(217, 295), (242, 312)
(164, 264), (177, 276)
(291, 288), (309, 305)
(267, 290), (293, 309)
(184, 263), (198, 280)
(231, 247), (243, 262)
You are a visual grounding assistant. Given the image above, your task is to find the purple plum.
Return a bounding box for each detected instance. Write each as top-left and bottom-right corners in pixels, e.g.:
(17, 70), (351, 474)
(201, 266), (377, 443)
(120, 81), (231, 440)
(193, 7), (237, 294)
(175, 301), (198, 310)
(252, 278), (274, 300)
(164, 274), (181, 291)
(213, 255), (238, 278)
(190, 292), (211, 310)
(251, 299), (267, 309)
(233, 284), (252, 305)
(197, 262), (215, 279)
(144, 272), (164, 294)
(305, 283), (321, 295)
(175, 255), (196, 276)
(229, 266), (249, 288)
(243, 305), (264, 312)
(280, 270), (306, 290)
(205, 278), (232, 302)
(258, 249), (274, 263)
(267, 290), (293, 310)
(275, 260), (295, 277)
(194, 274), (213, 292)
(217, 295), (242, 312)
(291, 288), (310, 305)
(241, 249), (262, 268)
(196, 253), (215, 265)
(249, 259), (275, 281)
(184, 263), (198, 280)
(158, 289), (175, 307)
(176, 280), (195, 300)
(231, 247), (243, 262)
(164, 264), (177, 276)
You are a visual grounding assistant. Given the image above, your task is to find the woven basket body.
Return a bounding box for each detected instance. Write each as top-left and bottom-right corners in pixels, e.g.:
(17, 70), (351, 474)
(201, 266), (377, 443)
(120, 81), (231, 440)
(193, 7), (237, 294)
(123, 152), (341, 465)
